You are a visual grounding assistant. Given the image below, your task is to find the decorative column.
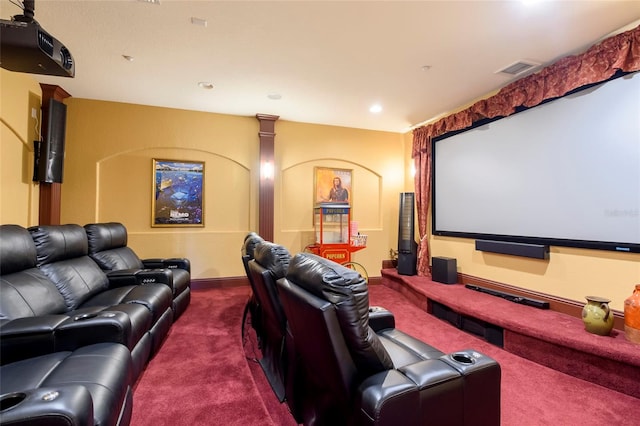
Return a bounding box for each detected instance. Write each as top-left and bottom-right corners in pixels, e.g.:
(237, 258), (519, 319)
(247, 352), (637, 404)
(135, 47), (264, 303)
(39, 84), (71, 225)
(256, 114), (279, 242)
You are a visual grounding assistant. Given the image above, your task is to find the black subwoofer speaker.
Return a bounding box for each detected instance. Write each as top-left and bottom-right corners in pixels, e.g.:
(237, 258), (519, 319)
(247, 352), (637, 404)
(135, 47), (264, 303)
(397, 252), (417, 276)
(432, 256), (457, 284)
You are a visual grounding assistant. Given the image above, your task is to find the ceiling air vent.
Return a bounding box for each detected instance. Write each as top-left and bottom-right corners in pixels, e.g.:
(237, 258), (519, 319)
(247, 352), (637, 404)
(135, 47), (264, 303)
(496, 60), (541, 76)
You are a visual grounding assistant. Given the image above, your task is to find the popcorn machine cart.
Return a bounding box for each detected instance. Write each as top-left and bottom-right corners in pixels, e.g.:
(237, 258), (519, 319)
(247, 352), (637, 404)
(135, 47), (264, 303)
(306, 203), (368, 279)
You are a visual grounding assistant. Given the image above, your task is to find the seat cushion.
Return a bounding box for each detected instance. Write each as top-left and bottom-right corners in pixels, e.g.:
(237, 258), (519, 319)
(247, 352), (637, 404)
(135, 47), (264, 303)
(80, 284), (172, 325)
(377, 329), (445, 368)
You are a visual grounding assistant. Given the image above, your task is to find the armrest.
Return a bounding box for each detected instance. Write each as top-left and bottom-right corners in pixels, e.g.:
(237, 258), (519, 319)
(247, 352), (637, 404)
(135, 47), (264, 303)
(0, 315), (68, 365)
(55, 311), (133, 351)
(142, 257), (191, 273)
(107, 268), (172, 287)
(0, 386), (93, 426)
(368, 306), (395, 331)
(357, 369), (420, 426)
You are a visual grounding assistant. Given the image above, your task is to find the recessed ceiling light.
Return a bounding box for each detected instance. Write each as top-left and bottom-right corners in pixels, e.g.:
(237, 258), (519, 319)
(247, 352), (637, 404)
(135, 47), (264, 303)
(138, 0), (161, 4)
(267, 93), (282, 100)
(421, 65), (432, 71)
(369, 104), (383, 114)
(122, 55), (134, 62)
(198, 82), (214, 90)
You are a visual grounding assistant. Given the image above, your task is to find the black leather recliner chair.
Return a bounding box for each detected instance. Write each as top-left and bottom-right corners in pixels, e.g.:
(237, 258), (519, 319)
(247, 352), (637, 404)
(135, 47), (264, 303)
(27, 224), (174, 371)
(277, 253), (501, 426)
(84, 222), (191, 320)
(246, 241), (291, 403)
(240, 232), (265, 344)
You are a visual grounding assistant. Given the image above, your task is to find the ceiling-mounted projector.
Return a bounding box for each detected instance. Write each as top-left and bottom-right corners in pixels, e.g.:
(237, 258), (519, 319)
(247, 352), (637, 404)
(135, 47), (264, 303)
(0, 0), (74, 77)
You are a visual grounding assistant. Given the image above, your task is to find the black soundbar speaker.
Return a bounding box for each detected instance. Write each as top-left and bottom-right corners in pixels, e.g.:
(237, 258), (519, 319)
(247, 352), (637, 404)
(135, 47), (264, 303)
(475, 240), (549, 260)
(465, 284), (550, 309)
(397, 252), (417, 276)
(432, 256), (457, 284)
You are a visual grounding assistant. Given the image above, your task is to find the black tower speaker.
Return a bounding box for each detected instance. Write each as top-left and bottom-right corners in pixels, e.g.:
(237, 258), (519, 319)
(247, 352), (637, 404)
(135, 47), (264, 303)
(432, 256), (457, 284)
(35, 98), (66, 183)
(397, 192), (417, 276)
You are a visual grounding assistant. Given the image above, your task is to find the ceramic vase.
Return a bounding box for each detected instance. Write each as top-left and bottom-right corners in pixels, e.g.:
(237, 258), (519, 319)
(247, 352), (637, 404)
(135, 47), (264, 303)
(582, 296), (614, 336)
(624, 284), (640, 344)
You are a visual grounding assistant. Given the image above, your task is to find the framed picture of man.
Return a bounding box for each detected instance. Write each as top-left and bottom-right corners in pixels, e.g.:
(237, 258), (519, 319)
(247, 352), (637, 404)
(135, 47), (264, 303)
(152, 159), (204, 227)
(314, 167), (352, 205)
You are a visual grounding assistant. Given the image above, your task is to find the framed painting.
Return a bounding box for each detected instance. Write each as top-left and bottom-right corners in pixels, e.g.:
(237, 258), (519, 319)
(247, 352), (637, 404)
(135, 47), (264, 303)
(314, 167), (352, 205)
(152, 159), (204, 227)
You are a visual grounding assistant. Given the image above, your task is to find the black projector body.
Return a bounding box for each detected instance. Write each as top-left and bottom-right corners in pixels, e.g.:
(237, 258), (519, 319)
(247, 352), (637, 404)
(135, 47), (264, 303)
(1, 19), (74, 77)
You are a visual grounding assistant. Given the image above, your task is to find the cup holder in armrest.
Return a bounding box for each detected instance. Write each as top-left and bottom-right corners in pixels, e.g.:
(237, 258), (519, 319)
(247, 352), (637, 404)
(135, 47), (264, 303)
(441, 349), (500, 376)
(450, 352), (476, 364)
(0, 392), (27, 412)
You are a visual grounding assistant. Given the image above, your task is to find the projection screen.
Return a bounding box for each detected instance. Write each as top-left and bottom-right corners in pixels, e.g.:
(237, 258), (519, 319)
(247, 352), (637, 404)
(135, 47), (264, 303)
(432, 71), (640, 253)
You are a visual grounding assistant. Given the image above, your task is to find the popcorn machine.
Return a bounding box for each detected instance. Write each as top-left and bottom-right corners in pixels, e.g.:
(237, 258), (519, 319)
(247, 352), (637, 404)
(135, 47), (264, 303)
(306, 203), (367, 265)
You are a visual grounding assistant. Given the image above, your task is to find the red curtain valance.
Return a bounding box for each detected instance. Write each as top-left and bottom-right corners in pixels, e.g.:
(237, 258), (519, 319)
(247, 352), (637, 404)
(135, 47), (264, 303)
(413, 24), (640, 155)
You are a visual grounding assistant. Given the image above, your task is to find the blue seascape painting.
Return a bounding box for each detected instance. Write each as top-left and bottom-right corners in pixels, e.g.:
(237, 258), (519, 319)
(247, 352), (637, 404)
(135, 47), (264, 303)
(154, 160), (204, 226)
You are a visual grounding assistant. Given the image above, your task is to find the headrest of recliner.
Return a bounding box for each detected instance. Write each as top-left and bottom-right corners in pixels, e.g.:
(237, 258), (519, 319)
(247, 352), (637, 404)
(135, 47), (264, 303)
(286, 252), (365, 303)
(84, 222), (128, 254)
(241, 232), (264, 258)
(29, 224), (89, 266)
(0, 224), (38, 275)
(253, 241), (291, 279)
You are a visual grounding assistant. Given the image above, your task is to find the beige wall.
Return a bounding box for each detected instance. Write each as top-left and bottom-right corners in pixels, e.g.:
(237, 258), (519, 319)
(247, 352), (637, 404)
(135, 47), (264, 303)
(56, 98), (406, 280)
(0, 69), (41, 226)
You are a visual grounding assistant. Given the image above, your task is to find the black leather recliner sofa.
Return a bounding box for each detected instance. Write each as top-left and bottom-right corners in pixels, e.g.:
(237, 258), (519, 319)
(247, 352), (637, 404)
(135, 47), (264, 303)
(84, 222), (191, 320)
(0, 224), (142, 425)
(0, 224), (169, 379)
(277, 252), (502, 426)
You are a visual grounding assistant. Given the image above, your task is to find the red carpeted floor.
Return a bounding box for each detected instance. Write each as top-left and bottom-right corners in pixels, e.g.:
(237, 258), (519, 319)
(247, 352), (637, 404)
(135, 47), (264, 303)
(131, 284), (639, 426)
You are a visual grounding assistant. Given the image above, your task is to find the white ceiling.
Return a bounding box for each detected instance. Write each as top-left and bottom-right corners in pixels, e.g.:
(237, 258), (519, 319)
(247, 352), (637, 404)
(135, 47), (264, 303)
(2, 0), (639, 133)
